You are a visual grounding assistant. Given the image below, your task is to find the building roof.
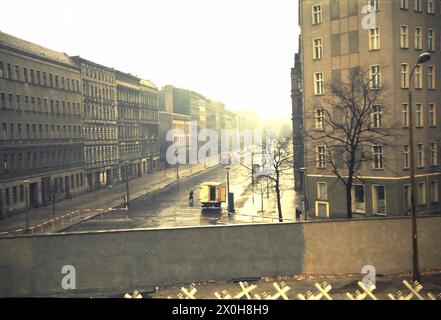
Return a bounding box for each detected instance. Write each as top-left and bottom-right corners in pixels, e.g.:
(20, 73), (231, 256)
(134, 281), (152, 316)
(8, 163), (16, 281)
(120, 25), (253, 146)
(0, 31), (78, 68)
(140, 79), (158, 90)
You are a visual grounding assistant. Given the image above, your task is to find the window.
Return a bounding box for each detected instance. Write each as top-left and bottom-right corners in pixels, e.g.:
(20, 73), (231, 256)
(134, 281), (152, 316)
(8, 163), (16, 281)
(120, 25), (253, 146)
(418, 182), (426, 206)
(414, 0), (422, 11)
(430, 143), (438, 166)
(369, 28), (380, 50)
(313, 38), (323, 60)
(401, 64), (409, 88)
(373, 145), (383, 169)
(430, 180), (439, 203)
(370, 0), (380, 11)
(414, 28), (422, 50)
(429, 104), (437, 127)
(314, 72), (324, 95)
(371, 105), (382, 128)
(316, 145), (326, 168)
(427, 29), (435, 51)
(370, 65), (381, 89)
(312, 5), (322, 24)
(23, 68), (28, 83)
(400, 25), (409, 48)
(416, 104), (424, 127)
(417, 143), (424, 167)
(427, 0), (435, 13)
(414, 64), (422, 89)
(315, 108), (325, 130)
(404, 184), (411, 209)
(0, 61), (4, 78)
(400, 0), (409, 9)
(428, 65), (436, 89)
(14, 65), (19, 81)
(317, 182), (328, 201)
(403, 145), (410, 169)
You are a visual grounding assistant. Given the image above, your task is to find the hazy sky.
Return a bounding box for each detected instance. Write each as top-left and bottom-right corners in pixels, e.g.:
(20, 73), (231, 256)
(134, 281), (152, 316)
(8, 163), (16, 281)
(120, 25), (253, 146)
(1, 0), (299, 118)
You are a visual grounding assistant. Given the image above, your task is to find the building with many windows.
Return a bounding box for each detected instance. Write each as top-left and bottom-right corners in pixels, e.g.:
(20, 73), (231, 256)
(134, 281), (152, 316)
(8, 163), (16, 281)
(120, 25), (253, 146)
(297, 0), (440, 218)
(0, 31), (85, 217)
(71, 57), (119, 190)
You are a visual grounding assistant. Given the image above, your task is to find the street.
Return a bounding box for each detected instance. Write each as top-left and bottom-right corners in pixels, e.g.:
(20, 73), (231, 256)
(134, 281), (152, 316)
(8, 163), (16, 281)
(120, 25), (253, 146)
(66, 164), (298, 232)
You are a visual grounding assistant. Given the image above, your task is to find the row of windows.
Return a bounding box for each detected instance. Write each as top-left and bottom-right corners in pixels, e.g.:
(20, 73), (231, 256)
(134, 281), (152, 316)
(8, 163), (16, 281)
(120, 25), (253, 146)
(314, 64), (438, 95)
(316, 180), (439, 214)
(311, 0), (441, 26)
(400, 26), (438, 51)
(1, 123), (82, 141)
(0, 174), (84, 207)
(0, 61), (80, 92)
(0, 92), (81, 117)
(84, 104), (117, 121)
(314, 103), (437, 130)
(84, 126), (118, 141)
(119, 144), (141, 157)
(85, 145), (118, 165)
(315, 142), (439, 170)
(84, 81), (115, 101)
(82, 65), (115, 84)
(1, 148), (83, 172)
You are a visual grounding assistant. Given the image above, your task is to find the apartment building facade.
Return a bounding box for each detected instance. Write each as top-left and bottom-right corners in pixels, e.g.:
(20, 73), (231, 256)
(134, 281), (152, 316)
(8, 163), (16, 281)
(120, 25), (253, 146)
(298, 0), (441, 218)
(71, 57), (119, 190)
(0, 32), (85, 216)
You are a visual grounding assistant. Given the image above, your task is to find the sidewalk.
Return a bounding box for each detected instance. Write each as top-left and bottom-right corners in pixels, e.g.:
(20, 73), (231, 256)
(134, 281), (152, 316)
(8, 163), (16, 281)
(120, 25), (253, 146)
(0, 162), (218, 236)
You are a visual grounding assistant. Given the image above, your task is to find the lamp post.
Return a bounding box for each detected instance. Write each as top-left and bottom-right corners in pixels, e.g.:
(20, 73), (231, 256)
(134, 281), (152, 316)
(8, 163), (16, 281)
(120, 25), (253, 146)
(408, 52), (431, 282)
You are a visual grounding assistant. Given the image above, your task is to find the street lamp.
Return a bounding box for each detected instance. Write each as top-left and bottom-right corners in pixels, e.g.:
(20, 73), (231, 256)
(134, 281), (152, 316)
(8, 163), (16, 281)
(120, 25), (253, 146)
(299, 168), (308, 221)
(408, 52), (431, 282)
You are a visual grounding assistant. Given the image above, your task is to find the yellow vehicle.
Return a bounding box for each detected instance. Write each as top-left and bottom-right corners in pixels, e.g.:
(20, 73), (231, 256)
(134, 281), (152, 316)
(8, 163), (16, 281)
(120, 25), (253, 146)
(199, 182), (227, 213)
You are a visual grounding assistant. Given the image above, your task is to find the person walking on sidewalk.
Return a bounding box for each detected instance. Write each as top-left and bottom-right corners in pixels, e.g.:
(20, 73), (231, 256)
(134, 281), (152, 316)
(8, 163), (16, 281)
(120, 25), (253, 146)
(295, 206), (302, 222)
(189, 190), (194, 207)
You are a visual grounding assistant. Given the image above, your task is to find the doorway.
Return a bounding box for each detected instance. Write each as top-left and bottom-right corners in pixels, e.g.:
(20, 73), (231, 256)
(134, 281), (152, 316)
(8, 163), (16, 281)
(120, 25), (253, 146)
(29, 182), (39, 208)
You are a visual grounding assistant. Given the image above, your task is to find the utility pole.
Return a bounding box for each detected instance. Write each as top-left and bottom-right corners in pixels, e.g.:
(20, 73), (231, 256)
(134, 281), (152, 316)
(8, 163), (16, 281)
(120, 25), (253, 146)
(125, 163), (130, 209)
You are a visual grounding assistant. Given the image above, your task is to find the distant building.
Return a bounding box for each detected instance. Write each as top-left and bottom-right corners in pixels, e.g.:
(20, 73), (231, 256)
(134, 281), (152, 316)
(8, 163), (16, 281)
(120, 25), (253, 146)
(0, 31), (85, 216)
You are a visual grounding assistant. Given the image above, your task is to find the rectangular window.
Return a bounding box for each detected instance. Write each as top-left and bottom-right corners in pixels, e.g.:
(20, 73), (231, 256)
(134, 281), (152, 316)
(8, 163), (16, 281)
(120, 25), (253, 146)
(417, 143), (424, 167)
(314, 72), (324, 95)
(0, 61), (4, 78)
(312, 5), (322, 24)
(414, 27), (422, 50)
(429, 104), (437, 127)
(428, 65), (436, 89)
(316, 145), (326, 168)
(315, 108), (325, 130)
(403, 145), (410, 169)
(313, 38), (323, 60)
(415, 0), (422, 11)
(418, 182), (426, 206)
(370, 65), (381, 89)
(369, 27), (380, 50)
(414, 64), (423, 89)
(373, 145), (383, 169)
(401, 25), (409, 48)
(427, 29), (435, 51)
(401, 64), (409, 88)
(416, 104), (424, 127)
(427, 0), (435, 13)
(14, 65), (20, 81)
(430, 180), (439, 203)
(400, 0), (409, 9)
(371, 105), (382, 128)
(317, 182), (328, 201)
(23, 68), (28, 83)
(430, 143), (438, 166)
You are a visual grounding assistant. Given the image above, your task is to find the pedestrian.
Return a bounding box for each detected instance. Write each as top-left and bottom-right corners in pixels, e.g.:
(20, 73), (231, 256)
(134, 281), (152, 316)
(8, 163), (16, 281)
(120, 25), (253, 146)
(189, 190), (194, 207)
(295, 206), (302, 222)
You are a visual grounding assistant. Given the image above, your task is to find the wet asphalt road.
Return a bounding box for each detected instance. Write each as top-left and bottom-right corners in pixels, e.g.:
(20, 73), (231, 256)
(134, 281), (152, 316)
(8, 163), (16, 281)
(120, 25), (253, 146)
(66, 164), (266, 232)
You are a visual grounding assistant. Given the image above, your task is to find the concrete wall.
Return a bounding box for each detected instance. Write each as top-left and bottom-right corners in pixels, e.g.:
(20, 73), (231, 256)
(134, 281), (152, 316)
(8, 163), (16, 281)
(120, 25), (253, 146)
(0, 216), (440, 297)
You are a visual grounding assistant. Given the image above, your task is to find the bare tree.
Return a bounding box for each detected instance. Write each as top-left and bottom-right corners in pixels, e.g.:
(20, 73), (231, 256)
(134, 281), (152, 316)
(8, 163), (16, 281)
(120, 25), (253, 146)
(258, 136), (294, 222)
(305, 67), (398, 219)
(255, 175), (272, 213)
